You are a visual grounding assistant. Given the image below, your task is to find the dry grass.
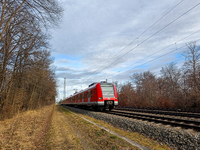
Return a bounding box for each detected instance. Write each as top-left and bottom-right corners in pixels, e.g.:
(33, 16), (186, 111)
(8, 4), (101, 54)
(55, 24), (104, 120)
(58, 106), (140, 150)
(0, 104), (172, 150)
(76, 110), (173, 150)
(0, 105), (53, 149)
(46, 106), (83, 149)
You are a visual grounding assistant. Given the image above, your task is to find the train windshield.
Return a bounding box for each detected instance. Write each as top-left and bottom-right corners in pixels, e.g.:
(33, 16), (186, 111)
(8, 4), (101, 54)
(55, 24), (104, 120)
(100, 84), (115, 97)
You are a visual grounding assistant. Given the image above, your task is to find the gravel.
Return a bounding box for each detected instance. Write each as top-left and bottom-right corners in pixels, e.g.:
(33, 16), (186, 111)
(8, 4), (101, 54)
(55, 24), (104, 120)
(64, 106), (200, 150)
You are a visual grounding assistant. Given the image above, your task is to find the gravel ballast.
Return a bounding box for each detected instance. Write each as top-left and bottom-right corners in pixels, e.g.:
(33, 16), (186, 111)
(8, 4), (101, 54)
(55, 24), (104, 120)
(64, 106), (200, 150)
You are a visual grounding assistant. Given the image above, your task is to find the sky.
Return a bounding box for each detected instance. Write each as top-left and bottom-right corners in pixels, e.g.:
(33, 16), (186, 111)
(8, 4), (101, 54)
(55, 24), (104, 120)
(50, 0), (200, 101)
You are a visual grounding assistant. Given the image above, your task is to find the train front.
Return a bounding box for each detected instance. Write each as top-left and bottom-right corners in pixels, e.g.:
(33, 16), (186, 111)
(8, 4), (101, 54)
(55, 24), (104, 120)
(97, 82), (118, 111)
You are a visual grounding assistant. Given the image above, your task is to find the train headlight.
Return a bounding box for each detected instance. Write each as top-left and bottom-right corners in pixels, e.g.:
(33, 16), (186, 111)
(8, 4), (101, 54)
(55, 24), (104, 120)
(115, 97), (117, 99)
(99, 97), (102, 100)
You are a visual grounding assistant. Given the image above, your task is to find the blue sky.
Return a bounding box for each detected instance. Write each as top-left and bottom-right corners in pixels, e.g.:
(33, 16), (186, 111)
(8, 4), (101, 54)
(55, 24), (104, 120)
(50, 0), (200, 101)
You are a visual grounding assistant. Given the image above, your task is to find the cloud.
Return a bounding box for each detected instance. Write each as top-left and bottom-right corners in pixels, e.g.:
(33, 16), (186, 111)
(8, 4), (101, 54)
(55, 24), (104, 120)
(50, 0), (200, 100)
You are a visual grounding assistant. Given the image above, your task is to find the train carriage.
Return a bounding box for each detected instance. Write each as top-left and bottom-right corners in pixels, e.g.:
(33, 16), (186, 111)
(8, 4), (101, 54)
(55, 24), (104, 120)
(60, 81), (118, 111)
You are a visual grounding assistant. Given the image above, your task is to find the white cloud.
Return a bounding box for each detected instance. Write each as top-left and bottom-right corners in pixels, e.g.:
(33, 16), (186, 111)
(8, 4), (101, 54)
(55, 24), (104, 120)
(50, 0), (200, 100)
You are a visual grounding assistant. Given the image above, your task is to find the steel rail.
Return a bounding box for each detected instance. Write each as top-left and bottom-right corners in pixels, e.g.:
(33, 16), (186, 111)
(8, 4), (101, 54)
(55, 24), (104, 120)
(106, 110), (200, 131)
(115, 107), (200, 119)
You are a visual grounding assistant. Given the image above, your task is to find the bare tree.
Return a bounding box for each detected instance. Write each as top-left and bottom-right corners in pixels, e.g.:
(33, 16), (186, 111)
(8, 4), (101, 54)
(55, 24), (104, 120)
(0, 0), (62, 119)
(131, 71), (158, 107)
(118, 42), (200, 109)
(0, 0), (63, 41)
(160, 62), (181, 91)
(118, 82), (136, 106)
(159, 62), (181, 108)
(182, 41), (200, 108)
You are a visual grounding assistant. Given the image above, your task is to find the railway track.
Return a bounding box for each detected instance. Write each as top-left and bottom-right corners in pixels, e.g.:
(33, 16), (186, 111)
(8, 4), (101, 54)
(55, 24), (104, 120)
(106, 110), (200, 131)
(116, 106), (200, 113)
(115, 107), (200, 119)
(63, 106), (200, 131)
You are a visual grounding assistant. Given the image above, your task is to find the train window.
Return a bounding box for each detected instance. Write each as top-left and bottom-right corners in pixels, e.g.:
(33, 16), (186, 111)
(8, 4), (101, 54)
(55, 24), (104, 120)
(100, 84), (114, 97)
(91, 90), (93, 97)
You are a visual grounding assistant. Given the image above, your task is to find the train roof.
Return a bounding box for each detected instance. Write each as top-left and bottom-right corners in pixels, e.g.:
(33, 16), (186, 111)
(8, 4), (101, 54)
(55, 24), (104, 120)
(89, 82), (97, 87)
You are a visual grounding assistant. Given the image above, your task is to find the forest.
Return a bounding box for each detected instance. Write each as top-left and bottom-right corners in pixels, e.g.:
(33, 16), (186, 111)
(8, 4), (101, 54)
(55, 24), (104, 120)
(118, 41), (200, 109)
(0, 0), (62, 120)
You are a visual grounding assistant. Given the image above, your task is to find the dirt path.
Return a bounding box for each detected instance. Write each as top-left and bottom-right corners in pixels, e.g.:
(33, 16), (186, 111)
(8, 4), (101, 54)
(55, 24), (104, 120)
(68, 109), (151, 150)
(49, 106), (140, 150)
(47, 106), (84, 149)
(50, 106), (173, 150)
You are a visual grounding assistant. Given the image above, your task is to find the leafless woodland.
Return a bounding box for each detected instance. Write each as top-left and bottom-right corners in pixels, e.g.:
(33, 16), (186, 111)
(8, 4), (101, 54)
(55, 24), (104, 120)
(0, 0), (62, 119)
(118, 41), (200, 109)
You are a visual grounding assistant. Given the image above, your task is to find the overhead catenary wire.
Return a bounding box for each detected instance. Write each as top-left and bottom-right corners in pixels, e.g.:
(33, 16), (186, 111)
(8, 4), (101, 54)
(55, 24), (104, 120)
(91, 0), (184, 75)
(112, 46), (186, 79)
(64, 2), (200, 94)
(110, 38), (200, 80)
(116, 29), (200, 73)
(91, 2), (200, 77)
(85, 29), (199, 86)
(131, 55), (195, 79)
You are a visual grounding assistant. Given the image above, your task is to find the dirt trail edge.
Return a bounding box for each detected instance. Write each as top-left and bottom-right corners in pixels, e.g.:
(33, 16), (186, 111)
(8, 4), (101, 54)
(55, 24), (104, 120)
(59, 106), (140, 150)
(61, 106), (151, 150)
(68, 109), (151, 150)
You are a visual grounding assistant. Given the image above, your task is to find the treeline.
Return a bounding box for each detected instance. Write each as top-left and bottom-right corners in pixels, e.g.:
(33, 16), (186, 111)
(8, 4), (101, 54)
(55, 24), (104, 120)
(118, 42), (200, 109)
(0, 0), (62, 119)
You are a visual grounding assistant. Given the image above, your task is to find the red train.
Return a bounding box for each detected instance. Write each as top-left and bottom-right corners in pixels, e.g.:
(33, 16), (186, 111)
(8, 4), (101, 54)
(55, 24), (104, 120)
(60, 81), (118, 111)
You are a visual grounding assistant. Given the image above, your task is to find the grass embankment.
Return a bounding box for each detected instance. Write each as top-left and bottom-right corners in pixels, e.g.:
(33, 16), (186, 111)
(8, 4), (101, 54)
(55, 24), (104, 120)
(0, 105), (172, 150)
(56, 106), (140, 150)
(58, 106), (172, 150)
(76, 110), (172, 150)
(0, 105), (53, 149)
(47, 105), (83, 149)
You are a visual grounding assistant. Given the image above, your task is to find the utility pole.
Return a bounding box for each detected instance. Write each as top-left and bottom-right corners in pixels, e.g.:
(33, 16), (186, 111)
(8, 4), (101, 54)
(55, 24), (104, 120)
(64, 78), (66, 100)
